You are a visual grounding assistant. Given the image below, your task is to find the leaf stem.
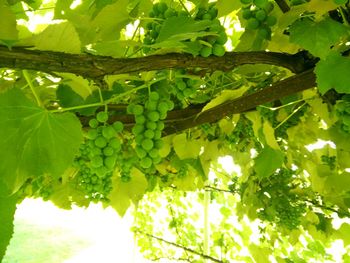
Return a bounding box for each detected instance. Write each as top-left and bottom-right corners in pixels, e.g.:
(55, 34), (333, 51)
(274, 102), (306, 130)
(50, 102), (103, 113)
(22, 70), (42, 107)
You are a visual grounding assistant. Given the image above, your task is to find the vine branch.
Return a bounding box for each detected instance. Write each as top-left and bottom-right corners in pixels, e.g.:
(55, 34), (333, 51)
(0, 46), (312, 81)
(135, 229), (224, 263)
(274, 0), (290, 13)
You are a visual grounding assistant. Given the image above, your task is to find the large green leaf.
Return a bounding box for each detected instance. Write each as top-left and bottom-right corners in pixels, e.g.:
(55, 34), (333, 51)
(0, 89), (83, 195)
(254, 146), (284, 179)
(315, 52), (350, 94)
(0, 194), (17, 262)
(289, 18), (349, 59)
(157, 16), (212, 43)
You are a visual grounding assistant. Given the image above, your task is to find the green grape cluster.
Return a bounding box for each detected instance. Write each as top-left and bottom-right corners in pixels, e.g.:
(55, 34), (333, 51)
(335, 95), (350, 134)
(143, 1), (227, 57)
(172, 77), (198, 101)
(195, 5), (228, 57)
(256, 169), (306, 230)
(240, 0), (276, 40)
(128, 91), (174, 169)
(74, 111), (124, 201)
(31, 175), (54, 201)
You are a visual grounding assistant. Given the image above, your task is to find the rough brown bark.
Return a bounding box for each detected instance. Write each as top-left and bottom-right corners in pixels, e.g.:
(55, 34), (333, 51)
(0, 46), (310, 80)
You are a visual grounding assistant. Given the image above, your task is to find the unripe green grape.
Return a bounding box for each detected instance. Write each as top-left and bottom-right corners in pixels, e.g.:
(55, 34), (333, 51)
(90, 147), (102, 156)
(167, 100), (174, 110)
(255, 9), (267, 21)
(127, 104), (135, 114)
(103, 146), (114, 156)
(208, 7), (218, 19)
(89, 119), (99, 128)
(140, 157), (152, 168)
(146, 121), (157, 130)
(150, 30), (158, 39)
(242, 9), (252, 19)
(149, 148), (159, 159)
(266, 15), (277, 26)
(145, 100), (158, 111)
(257, 27), (271, 39)
(153, 130), (162, 139)
(112, 121), (124, 133)
(159, 111), (167, 120)
(200, 46), (212, 57)
(91, 175), (99, 183)
(196, 7), (206, 19)
(102, 126), (115, 139)
(264, 2), (274, 12)
(141, 138), (154, 151)
(136, 146), (147, 159)
(176, 80), (186, 90)
(154, 139), (164, 149)
(96, 111), (108, 123)
(254, 0), (268, 8)
(164, 8), (177, 18)
(135, 115), (146, 124)
(133, 104), (144, 115)
(246, 18), (260, 29)
(149, 10), (155, 18)
(104, 156), (116, 170)
(149, 91), (160, 101)
(87, 129), (98, 140)
(143, 36), (152, 45)
(145, 129), (155, 139)
(212, 44), (226, 56)
(183, 88), (194, 97)
(157, 122), (165, 131)
(158, 102), (169, 113)
(157, 2), (168, 14)
(155, 24), (162, 33)
(95, 136), (107, 148)
(135, 134), (144, 144)
(146, 22), (153, 30)
(132, 123), (144, 135)
(108, 138), (121, 151)
(202, 13), (212, 20)
(96, 166), (108, 177)
(147, 111), (160, 122)
(240, 0), (253, 4)
(91, 156), (103, 168)
(216, 31), (228, 45)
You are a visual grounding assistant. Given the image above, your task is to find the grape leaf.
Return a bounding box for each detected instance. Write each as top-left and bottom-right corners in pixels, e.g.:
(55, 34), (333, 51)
(173, 134), (202, 160)
(54, 0), (74, 19)
(254, 146), (284, 179)
(315, 52), (350, 94)
(0, 194), (17, 262)
(109, 168), (148, 216)
(157, 16), (212, 43)
(0, 89), (83, 195)
(34, 22), (81, 53)
(56, 84), (85, 108)
(216, 0), (240, 17)
(289, 18), (349, 59)
(0, 0), (18, 43)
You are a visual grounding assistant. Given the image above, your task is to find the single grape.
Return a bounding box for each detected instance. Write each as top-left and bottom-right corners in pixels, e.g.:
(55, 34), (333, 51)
(89, 119), (99, 128)
(255, 9), (267, 21)
(141, 138), (154, 151)
(266, 15), (277, 26)
(95, 136), (107, 148)
(135, 115), (146, 124)
(149, 91), (160, 101)
(158, 102), (169, 113)
(145, 129), (155, 139)
(91, 156), (103, 168)
(112, 121), (124, 133)
(108, 138), (121, 151)
(103, 146), (114, 156)
(132, 123), (145, 135)
(254, 0), (268, 8)
(202, 13), (212, 20)
(157, 2), (168, 14)
(246, 18), (260, 29)
(96, 111), (108, 123)
(216, 31), (228, 45)
(133, 104), (144, 115)
(87, 129), (98, 140)
(136, 146), (147, 159)
(102, 126), (115, 139)
(149, 148), (159, 159)
(104, 156), (116, 170)
(140, 157), (153, 168)
(176, 80), (187, 90)
(213, 44), (226, 56)
(200, 46), (212, 57)
(146, 121), (157, 130)
(147, 111), (160, 122)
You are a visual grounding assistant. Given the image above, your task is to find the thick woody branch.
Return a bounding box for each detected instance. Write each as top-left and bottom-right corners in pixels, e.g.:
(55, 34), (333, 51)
(0, 46), (311, 80)
(80, 69), (316, 134)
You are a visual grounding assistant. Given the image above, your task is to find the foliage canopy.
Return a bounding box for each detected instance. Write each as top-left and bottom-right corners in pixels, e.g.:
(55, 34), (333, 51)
(0, 0), (350, 262)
